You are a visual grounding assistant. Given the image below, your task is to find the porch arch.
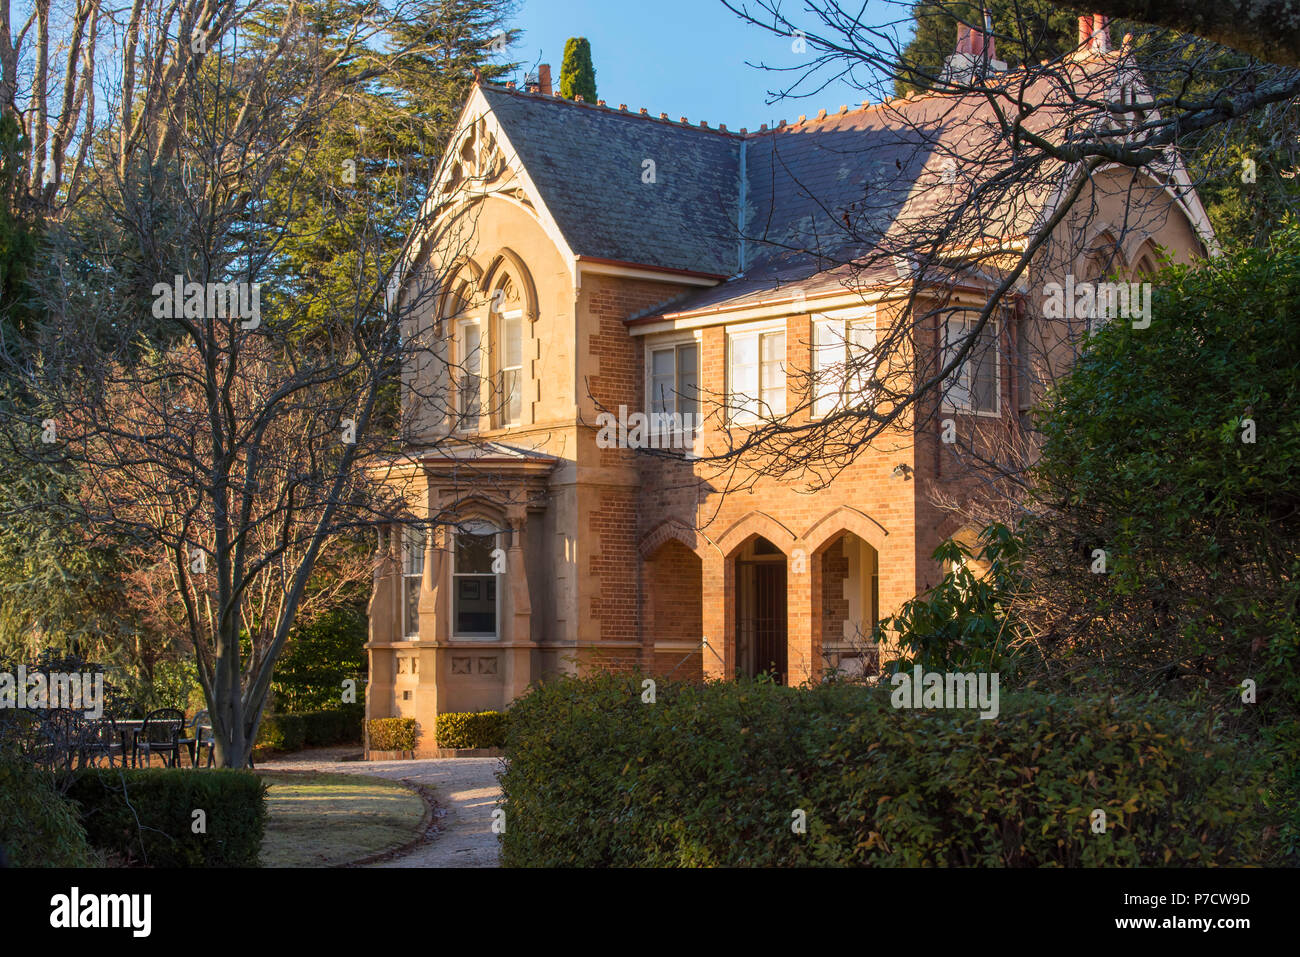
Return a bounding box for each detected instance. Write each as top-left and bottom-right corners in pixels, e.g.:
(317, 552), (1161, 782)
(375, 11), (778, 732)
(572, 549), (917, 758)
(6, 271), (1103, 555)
(639, 518), (703, 560)
(716, 510), (797, 557)
(801, 505), (889, 556)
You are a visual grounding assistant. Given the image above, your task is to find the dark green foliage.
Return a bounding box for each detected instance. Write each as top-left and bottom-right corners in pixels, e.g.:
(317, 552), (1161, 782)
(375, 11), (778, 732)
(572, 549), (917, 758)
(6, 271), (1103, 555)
(256, 714), (306, 754)
(0, 749), (91, 867)
(874, 522), (1028, 675)
(367, 717), (418, 751)
(66, 768), (266, 867)
(436, 710), (507, 748)
(0, 111), (37, 338)
(500, 674), (1276, 867)
(271, 605), (367, 713)
(1027, 227), (1300, 709)
(301, 706), (364, 747)
(256, 706), (363, 754)
(559, 37), (597, 102)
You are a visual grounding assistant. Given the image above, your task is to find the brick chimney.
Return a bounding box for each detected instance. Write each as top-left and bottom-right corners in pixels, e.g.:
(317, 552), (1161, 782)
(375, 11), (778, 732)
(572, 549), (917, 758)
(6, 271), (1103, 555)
(538, 63), (552, 95)
(1079, 14), (1111, 55)
(943, 9), (1005, 83)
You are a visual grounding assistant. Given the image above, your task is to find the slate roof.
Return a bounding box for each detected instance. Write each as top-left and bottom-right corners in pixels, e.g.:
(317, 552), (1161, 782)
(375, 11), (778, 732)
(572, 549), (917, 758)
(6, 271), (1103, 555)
(479, 84), (742, 277)
(476, 58), (1129, 315)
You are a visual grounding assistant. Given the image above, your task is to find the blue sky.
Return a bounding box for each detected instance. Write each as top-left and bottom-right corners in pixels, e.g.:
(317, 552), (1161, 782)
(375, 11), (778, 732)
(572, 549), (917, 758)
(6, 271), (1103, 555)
(496, 0), (912, 132)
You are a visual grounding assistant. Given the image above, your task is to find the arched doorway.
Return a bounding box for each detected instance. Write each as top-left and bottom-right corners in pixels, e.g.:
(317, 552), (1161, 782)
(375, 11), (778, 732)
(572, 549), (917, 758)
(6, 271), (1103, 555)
(734, 536), (788, 683)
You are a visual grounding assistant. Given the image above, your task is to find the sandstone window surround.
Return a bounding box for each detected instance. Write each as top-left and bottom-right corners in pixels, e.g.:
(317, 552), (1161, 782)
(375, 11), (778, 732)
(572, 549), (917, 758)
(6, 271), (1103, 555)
(401, 525), (425, 639)
(450, 271), (527, 433)
(452, 519), (502, 639)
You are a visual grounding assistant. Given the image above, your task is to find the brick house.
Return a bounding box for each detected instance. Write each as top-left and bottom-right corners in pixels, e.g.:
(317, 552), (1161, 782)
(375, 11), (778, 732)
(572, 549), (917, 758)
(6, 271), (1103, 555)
(366, 18), (1214, 752)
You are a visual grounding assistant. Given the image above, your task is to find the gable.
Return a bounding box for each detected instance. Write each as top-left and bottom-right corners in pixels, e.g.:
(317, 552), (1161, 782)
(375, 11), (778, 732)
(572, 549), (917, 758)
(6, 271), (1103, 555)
(478, 85), (742, 277)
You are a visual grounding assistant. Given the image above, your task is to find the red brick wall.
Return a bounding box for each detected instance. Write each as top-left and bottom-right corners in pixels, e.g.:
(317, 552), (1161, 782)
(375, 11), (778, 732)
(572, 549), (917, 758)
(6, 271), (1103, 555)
(821, 536), (849, 643)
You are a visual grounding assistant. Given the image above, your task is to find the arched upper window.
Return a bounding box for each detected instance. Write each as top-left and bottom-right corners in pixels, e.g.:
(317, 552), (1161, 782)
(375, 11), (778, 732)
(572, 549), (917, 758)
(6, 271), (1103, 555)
(442, 255), (534, 433)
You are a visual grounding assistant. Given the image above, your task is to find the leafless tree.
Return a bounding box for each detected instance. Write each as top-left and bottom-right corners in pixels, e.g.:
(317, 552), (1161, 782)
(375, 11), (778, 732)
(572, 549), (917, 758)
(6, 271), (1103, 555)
(0, 1), (522, 767)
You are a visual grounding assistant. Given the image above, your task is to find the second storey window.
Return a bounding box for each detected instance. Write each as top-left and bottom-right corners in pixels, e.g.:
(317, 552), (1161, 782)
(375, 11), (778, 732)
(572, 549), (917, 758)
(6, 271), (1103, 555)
(812, 307), (876, 418)
(729, 327), (786, 421)
(455, 318), (482, 428)
(942, 314), (999, 415)
(497, 310), (523, 426)
(649, 341), (699, 417)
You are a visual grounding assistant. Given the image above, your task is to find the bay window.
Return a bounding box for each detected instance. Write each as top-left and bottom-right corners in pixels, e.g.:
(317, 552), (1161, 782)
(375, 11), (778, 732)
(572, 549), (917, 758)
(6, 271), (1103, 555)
(453, 521), (500, 638)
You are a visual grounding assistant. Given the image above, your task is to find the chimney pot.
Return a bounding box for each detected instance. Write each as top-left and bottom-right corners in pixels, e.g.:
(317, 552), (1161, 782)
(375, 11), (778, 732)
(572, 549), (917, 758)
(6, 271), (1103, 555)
(1091, 14), (1111, 52)
(538, 63), (552, 95)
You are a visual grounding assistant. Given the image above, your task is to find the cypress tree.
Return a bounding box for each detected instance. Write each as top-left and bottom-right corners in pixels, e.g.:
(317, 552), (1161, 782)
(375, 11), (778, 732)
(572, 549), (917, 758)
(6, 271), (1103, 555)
(560, 37), (597, 101)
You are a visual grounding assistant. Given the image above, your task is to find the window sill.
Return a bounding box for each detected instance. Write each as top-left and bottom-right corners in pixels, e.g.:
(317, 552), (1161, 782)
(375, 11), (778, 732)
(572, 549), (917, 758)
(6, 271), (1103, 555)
(941, 405), (1002, 419)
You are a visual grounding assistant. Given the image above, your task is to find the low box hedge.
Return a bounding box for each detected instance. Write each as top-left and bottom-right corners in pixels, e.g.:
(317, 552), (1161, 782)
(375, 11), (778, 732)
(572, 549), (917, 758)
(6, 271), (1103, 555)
(66, 768), (266, 867)
(255, 705), (363, 755)
(367, 717), (417, 751)
(436, 710), (508, 749)
(499, 673), (1278, 867)
(255, 713), (305, 754)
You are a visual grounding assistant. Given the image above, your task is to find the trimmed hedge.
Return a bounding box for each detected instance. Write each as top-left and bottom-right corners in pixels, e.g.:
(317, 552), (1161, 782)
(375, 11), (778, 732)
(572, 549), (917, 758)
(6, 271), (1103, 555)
(500, 674), (1277, 867)
(367, 717), (417, 751)
(256, 714), (305, 754)
(255, 705), (363, 755)
(436, 711), (507, 749)
(66, 768), (266, 867)
(300, 705), (363, 747)
(0, 753), (91, 867)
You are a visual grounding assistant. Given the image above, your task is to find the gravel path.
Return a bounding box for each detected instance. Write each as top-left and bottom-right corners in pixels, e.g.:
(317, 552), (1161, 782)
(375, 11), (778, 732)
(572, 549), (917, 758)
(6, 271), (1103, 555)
(256, 753), (504, 867)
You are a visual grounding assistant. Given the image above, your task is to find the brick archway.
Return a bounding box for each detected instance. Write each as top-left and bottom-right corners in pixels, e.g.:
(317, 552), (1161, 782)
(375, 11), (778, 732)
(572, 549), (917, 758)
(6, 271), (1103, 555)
(716, 510), (797, 558)
(801, 505), (889, 557)
(638, 518), (704, 561)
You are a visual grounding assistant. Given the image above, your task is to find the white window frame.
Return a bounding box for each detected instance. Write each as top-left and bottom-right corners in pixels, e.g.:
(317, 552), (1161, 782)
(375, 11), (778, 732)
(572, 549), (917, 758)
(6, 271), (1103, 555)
(727, 319), (787, 423)
(451, 520), (502, 640)
(454, 317), (483, 431)
(400, 525), (425, 640)
(495, 307), (524, 428)
(941, 312), (1001, 417)
(811, 305), (876, 419)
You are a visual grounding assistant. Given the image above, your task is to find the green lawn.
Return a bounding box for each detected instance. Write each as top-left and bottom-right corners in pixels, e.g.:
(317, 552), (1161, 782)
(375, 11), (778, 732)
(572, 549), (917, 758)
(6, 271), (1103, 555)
(259, 771), (425, 867)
